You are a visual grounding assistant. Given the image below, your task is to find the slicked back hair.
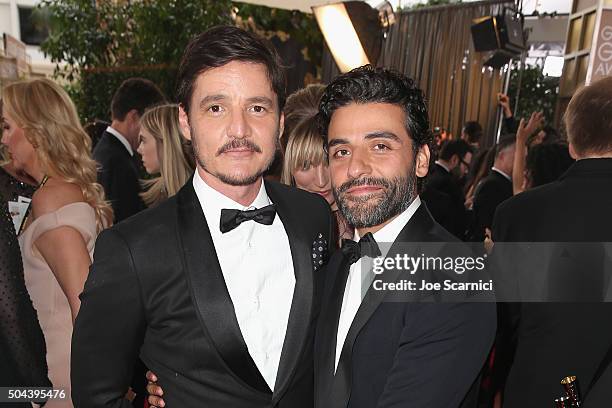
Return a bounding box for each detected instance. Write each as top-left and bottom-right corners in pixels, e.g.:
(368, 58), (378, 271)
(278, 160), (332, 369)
(439, 139), (474, 161)
(110, 78), (166, 121)
(176, 25), (286, 114)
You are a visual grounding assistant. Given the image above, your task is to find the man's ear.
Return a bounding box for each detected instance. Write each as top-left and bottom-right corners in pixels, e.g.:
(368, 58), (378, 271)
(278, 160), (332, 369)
(569, 142), (579, 160)
(278, 112), (285, 140)
(179, 105), (192, 141)
(125, 109), (140, 129)
(415, 144), (431, 178)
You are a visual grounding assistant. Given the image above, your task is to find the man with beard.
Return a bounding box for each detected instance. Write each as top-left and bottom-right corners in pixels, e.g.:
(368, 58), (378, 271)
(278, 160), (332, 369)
(314, 66), (496, 408)
(144, 67), (496, 408)
(71, 26), (332, 407)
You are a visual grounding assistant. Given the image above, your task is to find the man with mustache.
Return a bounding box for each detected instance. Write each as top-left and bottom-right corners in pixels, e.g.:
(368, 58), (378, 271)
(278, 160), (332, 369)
(71, 26), (332, 407)
(314, 66), (496, 408)
(146, 67), (496, 407)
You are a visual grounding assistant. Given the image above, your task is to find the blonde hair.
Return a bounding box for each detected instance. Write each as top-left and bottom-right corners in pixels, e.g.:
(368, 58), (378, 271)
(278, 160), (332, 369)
(280, 116), (327, 185)
(1, 101), (10, 165)
(2, 78), (112, 231)
(281, 84), (326, 152)
(139, 104), (194, 207)
(0, 144), (8, 166)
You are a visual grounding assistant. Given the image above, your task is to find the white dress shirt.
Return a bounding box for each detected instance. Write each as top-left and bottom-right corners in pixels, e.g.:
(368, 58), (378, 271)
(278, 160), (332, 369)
(106, 126), (134, 156)
(334, 196), (422, 372)
(192, 171), (295, 390)
(491, 166), (512, 181)
(434, 160), (451, 173)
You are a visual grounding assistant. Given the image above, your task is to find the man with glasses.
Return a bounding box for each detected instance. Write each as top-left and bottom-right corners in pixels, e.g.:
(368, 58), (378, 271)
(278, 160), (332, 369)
(422, 139), (473, 239)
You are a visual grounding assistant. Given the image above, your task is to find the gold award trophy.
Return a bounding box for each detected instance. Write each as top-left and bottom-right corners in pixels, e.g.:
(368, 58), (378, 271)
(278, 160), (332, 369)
(554, 376), (582, 407)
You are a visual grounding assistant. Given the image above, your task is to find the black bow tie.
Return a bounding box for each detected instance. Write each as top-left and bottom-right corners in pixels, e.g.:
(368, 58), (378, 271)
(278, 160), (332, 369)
(341, 232), (382, 265)
(219, 204), (276, 233)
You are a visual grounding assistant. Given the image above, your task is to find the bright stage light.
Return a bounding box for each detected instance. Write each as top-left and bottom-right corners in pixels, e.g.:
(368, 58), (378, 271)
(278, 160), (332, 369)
(313, 1), (385, 73)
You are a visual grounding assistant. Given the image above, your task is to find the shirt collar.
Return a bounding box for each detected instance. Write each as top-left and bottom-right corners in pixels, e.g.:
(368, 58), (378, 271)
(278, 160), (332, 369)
(354, 196), (422, 257)
(106, 126), (134, 156)
(491, 167), (511, 182)
(435, 160), (451, 173)
(192, 170), (271, 233)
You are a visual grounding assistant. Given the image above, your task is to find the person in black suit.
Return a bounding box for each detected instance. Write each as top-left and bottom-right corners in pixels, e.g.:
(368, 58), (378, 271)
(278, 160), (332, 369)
(470, 134), (515, 242)
(71, 26), (332, 407)
(314, 66), (496, 408)
(422, 139), (473, 239)
(93, 78), (165, 223)
(492, 77), (612, 408)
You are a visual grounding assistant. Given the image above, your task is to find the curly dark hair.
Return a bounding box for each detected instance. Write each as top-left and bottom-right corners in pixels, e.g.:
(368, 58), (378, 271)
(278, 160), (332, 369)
(526, 143), (574, 188)
(317, 65), (431, 153)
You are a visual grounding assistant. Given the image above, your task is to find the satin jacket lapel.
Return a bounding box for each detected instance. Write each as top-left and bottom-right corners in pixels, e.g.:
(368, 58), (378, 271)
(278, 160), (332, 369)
(333, 204), (436, 405)
(176, 181), (270, 394)
(315, 254), (351, 407)
(265, 181), (315, 402)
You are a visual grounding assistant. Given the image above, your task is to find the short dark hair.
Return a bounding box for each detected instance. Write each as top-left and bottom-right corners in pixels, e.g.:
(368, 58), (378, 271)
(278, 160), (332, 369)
(541, 125), (560, 144)
(462, 121), (483, 144)
(439, 139), (473, 161)
(526, 143), (574, 187)
(318, 65), (431, 153)
(496, 133), (516, 158)
(110, 78), (166, 121)
(176, 25), (286, 114)
(564, 76), (612, 156)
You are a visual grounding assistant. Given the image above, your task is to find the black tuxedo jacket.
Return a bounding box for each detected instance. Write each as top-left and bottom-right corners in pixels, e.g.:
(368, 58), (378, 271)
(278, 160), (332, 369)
(471, 170), (512, 241)
(314, 204), (496, 408)
(71, 179), (332, 407)
(422, 163), (468, 239)
(492, 158), (612, 408)
(93, 131), (145, 223)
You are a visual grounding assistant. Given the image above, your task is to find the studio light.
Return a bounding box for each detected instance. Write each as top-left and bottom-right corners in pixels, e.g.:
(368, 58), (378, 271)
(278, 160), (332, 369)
(313, 1), (393, 73)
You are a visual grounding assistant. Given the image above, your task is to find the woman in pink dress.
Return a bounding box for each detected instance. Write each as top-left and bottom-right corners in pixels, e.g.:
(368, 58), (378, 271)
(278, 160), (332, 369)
(2, 78), (113, 407)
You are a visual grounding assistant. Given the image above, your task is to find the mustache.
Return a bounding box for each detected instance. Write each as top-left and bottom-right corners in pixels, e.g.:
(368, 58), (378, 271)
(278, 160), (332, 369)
(336, 176), (391, 194)
(216, 139), (262, 156)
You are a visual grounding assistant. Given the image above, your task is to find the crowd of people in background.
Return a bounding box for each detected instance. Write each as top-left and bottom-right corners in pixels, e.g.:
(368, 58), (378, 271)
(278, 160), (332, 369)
(1, 24), (611, 408)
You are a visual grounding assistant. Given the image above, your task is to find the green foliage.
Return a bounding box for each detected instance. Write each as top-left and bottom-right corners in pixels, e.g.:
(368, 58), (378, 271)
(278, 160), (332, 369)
(233, 4), (323, 69)
(406, 0), (462, 11)
(39, 0), (323, 123)
(75, 67), (178, 126)
(508, 62), (559, 125)
(39, 0), (232, 123)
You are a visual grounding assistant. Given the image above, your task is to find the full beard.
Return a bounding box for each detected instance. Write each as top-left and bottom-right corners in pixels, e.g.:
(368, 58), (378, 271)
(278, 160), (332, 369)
(333, 166), (418, 229)
(191, 126), (280, 187)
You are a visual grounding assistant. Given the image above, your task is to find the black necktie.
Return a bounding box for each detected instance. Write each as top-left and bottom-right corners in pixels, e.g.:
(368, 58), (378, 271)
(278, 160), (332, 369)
(341, 232), (381, 265)
(219, 204), (276, 233)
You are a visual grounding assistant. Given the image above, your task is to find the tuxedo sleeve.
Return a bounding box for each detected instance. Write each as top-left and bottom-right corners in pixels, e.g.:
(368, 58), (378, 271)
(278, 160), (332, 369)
(99, 156), (144, 223)
(473, 181), (503, 235)
(71, 228), (146, 408)
(376, 302), (496, 408)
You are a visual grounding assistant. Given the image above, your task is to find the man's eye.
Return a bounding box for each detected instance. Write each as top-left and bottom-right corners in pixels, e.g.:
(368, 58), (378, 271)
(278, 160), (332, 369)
(250, 105), (267, 113)
(208, 105), (223, 114)
(373, 143), (389, 150)
(333, 149), (350, 158)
